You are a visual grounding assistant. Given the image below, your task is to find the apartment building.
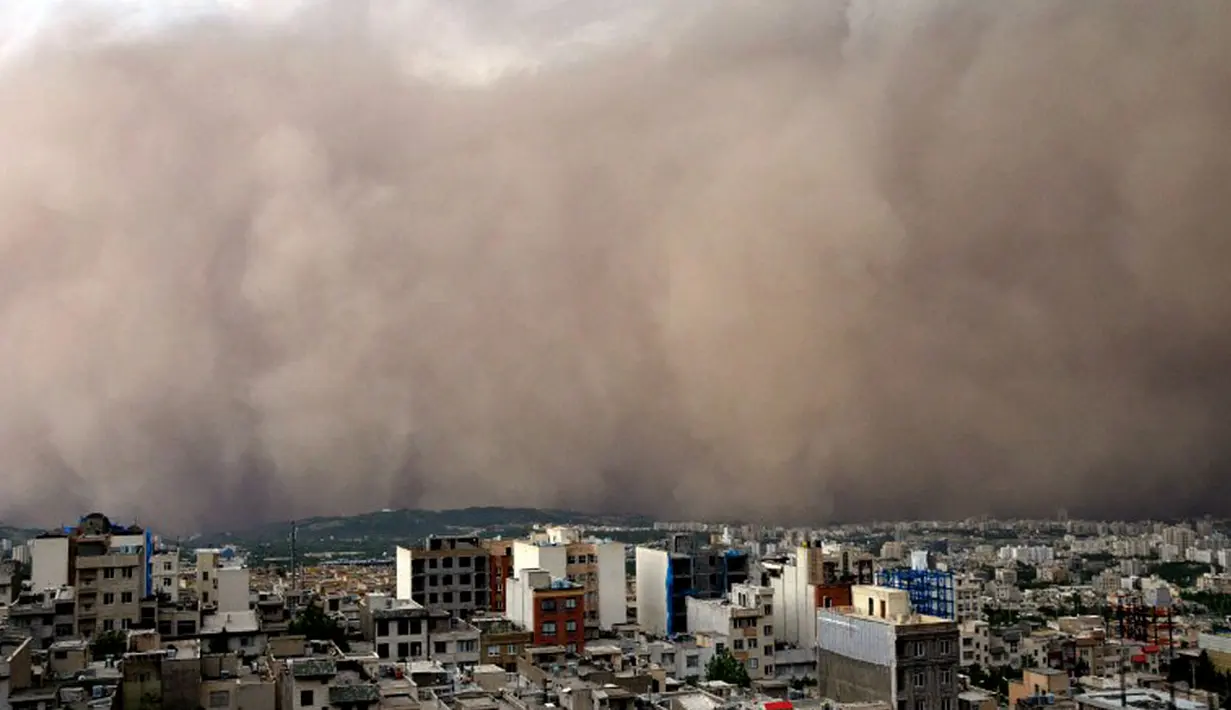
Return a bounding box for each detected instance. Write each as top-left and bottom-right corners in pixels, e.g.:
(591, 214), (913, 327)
(762, 542), (875, 648)
(359, 593), (480, 669)
(513, 528), (626, 635)
(5, 587), (76, 649)
(151, 550), (181, 602)
(506, 568), (586, 653)
(195, 549), (250, 614)
(816, 586), (960, 709)
(635, 533), (750, 636)
(395, 536), (490, 619)
(72, 516), (149, 638)
(471, 616), (533, 671)
(685, 583), (776, 680)
(482, 540), (515, 613)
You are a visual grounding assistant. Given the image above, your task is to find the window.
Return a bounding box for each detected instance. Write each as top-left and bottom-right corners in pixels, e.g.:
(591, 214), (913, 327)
(748, 658), (759, 669)
(748, 638), (758, 649)
(940, 669), (953, 685)
(459, 640), (477, 652)
(442, 557), (454, 569)
(568, 555), (578, 564)
(162, 578), (172, 587)
(564, 597), (578, 609)
(377, 620), (389, 637)
(915, 641), (927, 657)
(541, 599), (557, 612)
(411, 642), (423, 656)
(765, 665), (774, 675)
(565, 620), (577, 632)
(299, 689), (314, 707)
(103, 568), (115, 579)
(764, 625), (773, 635)
(460, 590), (472, 603)
(202, 571), (209, 581)
(122, 567), (134, 579)
(915, 701), (927, 710)
(377, 644), (390, 659)
(733, 639), (744, 650)
(941, 700), (953, 710)
(541, 622), (557, 635)
(398, 642), (409, 659)
(686, 655), (699, 668)
(442, 592), (453, 604)
(103, 592), (115, 604)
(429, 593), (439, 604)
(459, 573), (471, 585)
(913, 670), (926, 688)
(209, 690), (231, 708)
(442, 574), (453, 586)
(939, 640), (952, 655)
(103, 619), (114, 631)
(434, 641), (447, 654)
(507, 644), (519, 654)
(121, 592), (133, 604)
(488, 644), (501, 657)
(429, 575), (439, 586)
(429, 558), (438, 569)
(459, 556), (472, 568)
(765, 646), (773, 656)
(164, 562), (173, 571)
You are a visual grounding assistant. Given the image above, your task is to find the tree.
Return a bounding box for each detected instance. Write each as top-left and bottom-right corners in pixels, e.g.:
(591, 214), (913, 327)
(705, 648), (752, 687)
(91, 630), (127, 660)
(289, 601), (350, 652)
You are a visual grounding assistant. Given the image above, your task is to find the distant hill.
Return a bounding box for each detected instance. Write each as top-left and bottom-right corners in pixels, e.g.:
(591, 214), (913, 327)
(0, 523), (42, 544)
(193, 507), (659, 563)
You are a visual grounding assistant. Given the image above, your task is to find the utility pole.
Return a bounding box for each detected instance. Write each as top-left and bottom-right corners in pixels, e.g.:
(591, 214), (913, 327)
(290, 520), (299, 607)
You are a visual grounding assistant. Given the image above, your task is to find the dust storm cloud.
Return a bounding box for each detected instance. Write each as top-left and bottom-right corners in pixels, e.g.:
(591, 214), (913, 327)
(1, 0), (1229, 531)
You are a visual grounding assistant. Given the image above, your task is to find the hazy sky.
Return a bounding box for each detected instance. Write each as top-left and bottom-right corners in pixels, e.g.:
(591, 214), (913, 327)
(1, 0), (1229, 532)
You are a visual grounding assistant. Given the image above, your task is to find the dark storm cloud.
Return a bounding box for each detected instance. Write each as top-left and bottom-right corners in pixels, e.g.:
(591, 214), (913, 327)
(0, 0), (1228, 531)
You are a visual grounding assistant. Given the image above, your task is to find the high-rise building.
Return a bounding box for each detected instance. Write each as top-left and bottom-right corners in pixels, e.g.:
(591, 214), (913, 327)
(635, 533), (749, 636)
(512, 527), (626, 637)
(395, 535), (490, 619)
(817, 585), (960, 707)
(61, 513), (150, 638)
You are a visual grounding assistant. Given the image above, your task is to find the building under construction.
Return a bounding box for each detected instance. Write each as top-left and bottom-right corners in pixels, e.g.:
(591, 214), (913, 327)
(876, 568), (956, 620)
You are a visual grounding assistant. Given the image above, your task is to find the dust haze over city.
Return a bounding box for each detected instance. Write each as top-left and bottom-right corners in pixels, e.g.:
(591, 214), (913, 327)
(0, 0), (1228, 532)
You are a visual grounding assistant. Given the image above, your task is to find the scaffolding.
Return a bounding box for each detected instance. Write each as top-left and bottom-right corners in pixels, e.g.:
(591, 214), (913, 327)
(876, 568), (956, 620)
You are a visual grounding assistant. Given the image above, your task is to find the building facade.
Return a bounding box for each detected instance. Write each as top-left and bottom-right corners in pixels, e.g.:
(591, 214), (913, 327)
(506, 568), (586, 653)
(816, 586), (960, 710)
(395, 536), (490, 619)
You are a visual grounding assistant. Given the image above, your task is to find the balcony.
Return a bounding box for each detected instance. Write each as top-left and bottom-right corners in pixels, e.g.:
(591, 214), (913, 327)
(76, 554), (141, 569)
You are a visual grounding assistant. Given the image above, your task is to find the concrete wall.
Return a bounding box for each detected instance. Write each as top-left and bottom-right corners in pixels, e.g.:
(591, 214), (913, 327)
(817, 611), (896, 667)
(396, 546), (413, 601)
(596, 542), (627, 631)
(635, 548), (669, 636)
(217, 568), (250, 614)
(818, 650), (892, 703)
(30, 537), (69, 591)
(513, 542), (567, 579)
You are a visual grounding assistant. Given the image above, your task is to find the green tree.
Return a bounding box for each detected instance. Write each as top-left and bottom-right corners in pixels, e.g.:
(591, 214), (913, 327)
(705, 648), (752, 687)
(91, 630), (127, 660)
(289, 601), (350, 652)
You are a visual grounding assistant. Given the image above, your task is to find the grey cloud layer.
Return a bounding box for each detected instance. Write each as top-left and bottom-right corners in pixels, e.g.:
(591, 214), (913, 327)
(1, 0), (1229, 531)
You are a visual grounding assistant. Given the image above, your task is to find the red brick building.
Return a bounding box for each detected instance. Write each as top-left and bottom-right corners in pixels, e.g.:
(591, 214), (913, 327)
(483, 540), (515, 612)
(507, 569), (586, 653)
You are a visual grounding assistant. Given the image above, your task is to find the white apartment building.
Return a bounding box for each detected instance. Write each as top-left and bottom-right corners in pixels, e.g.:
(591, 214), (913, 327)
(685, 584), (776, 680)
(955, 574), (981, 623)
(195, 549), (249, 614)
(151, 550), (181, 602)
(512, 532), (626, 633)
(360, 594), (480, 669)
(959, 619), (990, 667)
